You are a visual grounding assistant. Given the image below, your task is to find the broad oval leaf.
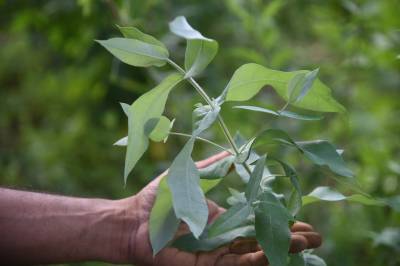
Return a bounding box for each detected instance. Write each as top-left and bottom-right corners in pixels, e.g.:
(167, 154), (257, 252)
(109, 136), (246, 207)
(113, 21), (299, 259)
(148, 116), (172, 142)
(224, 63), (345, 113)
(124, 73), (183, 181)
(296, 140), (354, 178)
(169, 16), (218, 78)
(117, 25), (167, 50)
(255, 188), (292, 266)
(207, 202), (252, 237)
(172, 225), (255, 252)
(167, 138), (208, 238)
(97, 37), (169, 67)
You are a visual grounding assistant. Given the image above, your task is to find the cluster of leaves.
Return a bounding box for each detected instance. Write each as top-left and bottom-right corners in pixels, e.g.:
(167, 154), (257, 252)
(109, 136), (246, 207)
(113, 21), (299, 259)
(99, 16), (393, 266)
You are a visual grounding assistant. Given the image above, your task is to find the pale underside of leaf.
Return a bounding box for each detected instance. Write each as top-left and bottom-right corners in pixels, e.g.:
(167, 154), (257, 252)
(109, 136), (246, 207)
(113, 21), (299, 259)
(233, 105), (323, 121)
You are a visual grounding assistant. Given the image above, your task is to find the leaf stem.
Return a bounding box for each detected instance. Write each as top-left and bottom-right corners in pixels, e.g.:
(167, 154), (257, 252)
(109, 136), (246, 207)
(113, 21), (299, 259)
(167, 59), (253, 175)
(169, 132), (230, 152)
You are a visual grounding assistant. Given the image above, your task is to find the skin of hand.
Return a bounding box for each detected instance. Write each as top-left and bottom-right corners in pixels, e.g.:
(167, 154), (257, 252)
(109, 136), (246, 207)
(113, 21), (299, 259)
(119, 151), (322, 266)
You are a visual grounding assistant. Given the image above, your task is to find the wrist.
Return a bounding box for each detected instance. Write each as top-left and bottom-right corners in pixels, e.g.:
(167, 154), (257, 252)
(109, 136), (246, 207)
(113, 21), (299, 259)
(88, 196), (139, 264)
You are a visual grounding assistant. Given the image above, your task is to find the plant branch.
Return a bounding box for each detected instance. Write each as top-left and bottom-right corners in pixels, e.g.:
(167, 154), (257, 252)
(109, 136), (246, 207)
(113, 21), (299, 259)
(169, 132), (230, 152)
(167, 59), (253, 175)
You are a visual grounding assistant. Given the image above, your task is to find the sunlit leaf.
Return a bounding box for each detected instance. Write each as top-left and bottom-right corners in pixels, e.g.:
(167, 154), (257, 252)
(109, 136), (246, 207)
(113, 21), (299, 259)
(207, 202), (252, 237)
(97, 38), (169, 67)
(255, 188), (292, 266)
(124, 73), (183, 181)
(117, 25), (167, 50)
(173, 225), (255, 252)
(113, 136), (127, 146)
(288, 68), (319, 103)
(224, 63), (345, 113)
(296, 140), (353, 178)
(169, 16), (218, 78)
(167, 138), (208, 238)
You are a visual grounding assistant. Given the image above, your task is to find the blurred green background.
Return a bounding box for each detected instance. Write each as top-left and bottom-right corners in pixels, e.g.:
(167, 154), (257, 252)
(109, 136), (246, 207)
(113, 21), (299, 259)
(1, 0), (399, 265)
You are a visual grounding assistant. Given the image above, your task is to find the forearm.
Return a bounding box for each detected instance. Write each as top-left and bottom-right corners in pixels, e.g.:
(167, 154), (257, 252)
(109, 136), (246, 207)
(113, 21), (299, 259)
(0, 188), (137, 265)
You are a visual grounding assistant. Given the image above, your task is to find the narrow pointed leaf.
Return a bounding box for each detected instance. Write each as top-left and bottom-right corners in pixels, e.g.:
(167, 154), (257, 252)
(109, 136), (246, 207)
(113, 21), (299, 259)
(192, 102), (220, 136)
(172, 225), (255, 252)
(169, 16), (218, 78)
(245, 155), (267, 203)
(302, 186), (385, 207)
(225, 63), (345, 113)
(199, 155), (235, 179)
(207, 202), (252, 237)
(255, 189), (292, 266)
(288, 68), (319, 103)
(296, 140), (354, 178)
(117, 25), (167, 49)
(255, 129), (298, 148)
(234, 105), (323, 121)
(120, 102), (130, 116)
(124, 73), (183, 181)
(114, 136), (127, 146)
(97, 38), (169, 67)
(167, 138), (208, 238)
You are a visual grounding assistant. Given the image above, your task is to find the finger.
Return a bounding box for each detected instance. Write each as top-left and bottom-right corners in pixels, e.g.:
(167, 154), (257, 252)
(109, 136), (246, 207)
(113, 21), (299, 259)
(291, 222), (314, 232)
(216, 251), (269, 266)
(293, 231), (322, 249)
(229, 238), (260, 254)
(289, 234), (308, 253)
(207, 200), (226, 223)
(196, 151), (231, 169)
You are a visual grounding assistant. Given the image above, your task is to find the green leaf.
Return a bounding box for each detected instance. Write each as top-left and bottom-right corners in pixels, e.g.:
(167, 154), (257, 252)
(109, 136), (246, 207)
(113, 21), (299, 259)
(150, 177), (220, 255)
(303, 253), (327, 266)
(120, 102), (130, 116)
(296, 140), (354, 178)
(97, 37), (169, 67)
(224, 63), (345, 113)
(255, 188), (292, 266)
(234, 105), (323, 121)
(124, 73), (183, 181)
(149, 178), (180, 255)
(289, 253), (305, 266)
(255, 129), (298, 148)
(373, 227), (400, 251)
(167, 138), (208, 238)
(199, 155), (235, 179)
(302, 186), (385, 207)
(113, 136), (127, 146)
(235, 137), (256, 163)
(272, 159), (302, 216)
(117, 25), (167, 50)
(172, 225), (255, 252)
(169, 16), (218, 78)
(288, 68), (319, 103)
(148, 116), (172, 142)
(192, 102), (221, 136)
(207, 202), (252, 237)
(227, 188), (247, 206)
(245, 155), (267, 203)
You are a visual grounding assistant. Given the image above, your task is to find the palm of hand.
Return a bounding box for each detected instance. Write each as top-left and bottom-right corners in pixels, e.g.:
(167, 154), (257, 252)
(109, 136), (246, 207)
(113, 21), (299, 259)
(126, 153), (321, 266)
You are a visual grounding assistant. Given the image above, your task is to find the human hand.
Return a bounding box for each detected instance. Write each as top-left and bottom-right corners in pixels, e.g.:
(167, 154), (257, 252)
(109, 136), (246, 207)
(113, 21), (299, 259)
(120, 152), (322, 266)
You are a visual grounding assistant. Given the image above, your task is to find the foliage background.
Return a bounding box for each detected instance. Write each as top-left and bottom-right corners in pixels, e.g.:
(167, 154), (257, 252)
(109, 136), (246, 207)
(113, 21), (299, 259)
(1, 0), (399, 265)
